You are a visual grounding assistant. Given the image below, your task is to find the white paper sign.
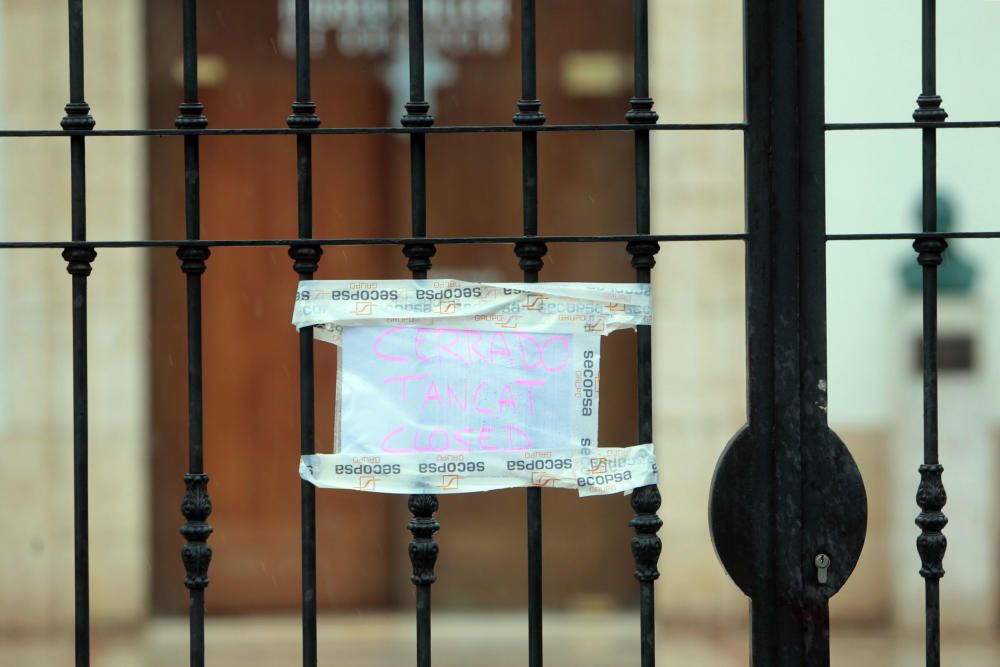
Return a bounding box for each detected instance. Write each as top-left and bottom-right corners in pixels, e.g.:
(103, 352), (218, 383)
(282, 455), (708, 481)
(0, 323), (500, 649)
(337, 325), (599, 456)
(293, 279), (659, 496)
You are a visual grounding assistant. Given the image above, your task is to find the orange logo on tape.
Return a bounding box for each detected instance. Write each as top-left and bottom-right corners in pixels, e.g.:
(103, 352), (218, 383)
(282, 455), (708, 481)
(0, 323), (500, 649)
(437, 475), (462, 490)
(525, 294), (546, 311)
(356, 475), (380, 490)
(354, 302), (373, 316)
(530, 471), (560, 487)
(588, 458), (609, 474)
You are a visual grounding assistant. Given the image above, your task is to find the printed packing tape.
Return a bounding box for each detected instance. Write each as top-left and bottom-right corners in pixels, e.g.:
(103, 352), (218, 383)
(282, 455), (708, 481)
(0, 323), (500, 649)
(292, 279), (652, 340)
(300, 444), (658, 497)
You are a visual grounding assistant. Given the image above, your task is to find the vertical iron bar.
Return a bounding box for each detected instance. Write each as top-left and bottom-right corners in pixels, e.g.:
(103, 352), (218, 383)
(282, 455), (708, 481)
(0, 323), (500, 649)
(706, 0), (864, 664)
(513, 2), (546, 666)
(401, 4), (439, 667)
(69, 252), (91, 667)
(797, 2), (839, 661)
(61, 2), (96, 666)
(287, 1), (322, 666)
(741, 2), (781, 661)
(175, 3), (212, 667)
(625, 3), (661, 667)
(921, 0), (937, 101)
(403, 0), (433, 239)
(67, 0), (85, 109)
(912, 1), (948, 665)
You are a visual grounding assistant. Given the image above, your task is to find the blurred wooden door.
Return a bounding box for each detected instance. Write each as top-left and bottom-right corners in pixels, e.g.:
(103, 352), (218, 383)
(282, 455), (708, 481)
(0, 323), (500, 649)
(148, 0), (398, 613)
(150, 0), (640, 612)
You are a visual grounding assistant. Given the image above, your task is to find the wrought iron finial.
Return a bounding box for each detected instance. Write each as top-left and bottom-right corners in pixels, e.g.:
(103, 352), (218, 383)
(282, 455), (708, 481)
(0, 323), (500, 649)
(913, 94), (947, 124)
(61, 102), (95, 131)
(289, 244), (324, 276)
(514, 99), (545, 126)
(288, 101), (321, 129)
(176, 101), (208, 130)
(407, 493), (440, 585)
(626, 97), (658, 125)
(62, 245), (97, 277)
(915, 463), (947, 579)
(402, 100), (434, 128)
(402, 242), (436, 276)
(913, 237), (947, 267)
(514, 240), (547, 275)
(180, 473), (213, 590)
(177, 245), (211, 275)
(627, 239), (660, 272)
(630, 485), (662, 581)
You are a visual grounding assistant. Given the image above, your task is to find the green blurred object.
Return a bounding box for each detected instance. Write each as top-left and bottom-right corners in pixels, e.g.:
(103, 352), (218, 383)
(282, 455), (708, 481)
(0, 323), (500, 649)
(901, 193), (977, 294)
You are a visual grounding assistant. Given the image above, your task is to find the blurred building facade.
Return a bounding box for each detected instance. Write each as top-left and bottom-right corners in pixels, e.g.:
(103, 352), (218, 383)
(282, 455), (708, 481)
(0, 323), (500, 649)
(650, 0), (1000, 637)
(1, 0), (999, 643)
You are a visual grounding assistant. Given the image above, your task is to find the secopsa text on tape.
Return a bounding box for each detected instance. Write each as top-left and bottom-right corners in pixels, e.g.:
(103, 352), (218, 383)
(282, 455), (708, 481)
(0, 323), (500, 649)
(292, 278), (652, 342)
(293, 279), (658, 496)
(300, 444), (658, 497)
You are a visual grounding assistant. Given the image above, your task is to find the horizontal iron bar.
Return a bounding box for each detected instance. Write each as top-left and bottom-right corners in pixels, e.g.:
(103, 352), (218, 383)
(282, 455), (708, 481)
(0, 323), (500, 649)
(11, 232), (1000, 248)
(826, 120), (1000, 130)
(0, 233), (748, 249)
(828, 231), (1000, 240)
(9, 121), (1000, 137)
(0, 122), (746, 138)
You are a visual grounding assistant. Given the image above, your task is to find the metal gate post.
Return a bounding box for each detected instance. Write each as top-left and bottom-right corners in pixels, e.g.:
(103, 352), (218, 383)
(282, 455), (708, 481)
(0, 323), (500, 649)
(709, 1), (868, 664)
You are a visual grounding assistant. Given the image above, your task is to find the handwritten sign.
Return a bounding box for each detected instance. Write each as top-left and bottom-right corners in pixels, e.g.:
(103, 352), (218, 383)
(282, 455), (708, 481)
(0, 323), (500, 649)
(337, 325), (599, 456)
(294, 280), (658, 495)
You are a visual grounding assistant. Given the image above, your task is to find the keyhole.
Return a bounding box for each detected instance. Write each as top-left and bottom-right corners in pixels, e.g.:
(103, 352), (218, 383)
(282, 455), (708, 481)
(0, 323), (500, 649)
(815, 553), (831, 585)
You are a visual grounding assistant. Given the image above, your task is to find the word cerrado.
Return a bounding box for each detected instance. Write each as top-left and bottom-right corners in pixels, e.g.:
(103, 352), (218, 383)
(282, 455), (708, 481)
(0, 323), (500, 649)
(372, 326), (571, 453)
(372, 326), (569, 370)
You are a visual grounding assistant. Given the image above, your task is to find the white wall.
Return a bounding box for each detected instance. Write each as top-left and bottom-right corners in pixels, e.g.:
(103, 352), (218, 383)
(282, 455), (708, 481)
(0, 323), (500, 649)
(827, 0), (1000, 634)
(826, 0), (1000, 427)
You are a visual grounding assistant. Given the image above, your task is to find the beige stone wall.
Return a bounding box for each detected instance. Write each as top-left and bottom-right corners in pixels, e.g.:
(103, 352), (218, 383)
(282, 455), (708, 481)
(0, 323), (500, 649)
(0, 0), (147, 630)
(648, 0), (749, 623)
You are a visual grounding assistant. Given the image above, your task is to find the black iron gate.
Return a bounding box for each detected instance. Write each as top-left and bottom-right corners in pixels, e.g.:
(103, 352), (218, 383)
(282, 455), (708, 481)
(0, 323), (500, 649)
(2, 0), (989, 665)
